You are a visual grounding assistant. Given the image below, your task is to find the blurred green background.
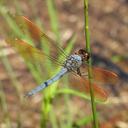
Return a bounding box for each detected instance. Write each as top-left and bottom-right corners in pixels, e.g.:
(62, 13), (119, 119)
(0, 0), (128, 128)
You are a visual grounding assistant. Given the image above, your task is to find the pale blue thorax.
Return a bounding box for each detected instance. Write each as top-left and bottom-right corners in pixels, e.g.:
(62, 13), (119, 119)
(25, 54), (82, 97)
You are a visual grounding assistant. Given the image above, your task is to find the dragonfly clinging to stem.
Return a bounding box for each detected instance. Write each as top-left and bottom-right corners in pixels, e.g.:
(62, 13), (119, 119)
(6, 16), (118, 102)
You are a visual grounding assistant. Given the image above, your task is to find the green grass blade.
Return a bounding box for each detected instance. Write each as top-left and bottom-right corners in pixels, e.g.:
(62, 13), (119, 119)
(73, 115), (93, 127)
(46, 0), (60, 42)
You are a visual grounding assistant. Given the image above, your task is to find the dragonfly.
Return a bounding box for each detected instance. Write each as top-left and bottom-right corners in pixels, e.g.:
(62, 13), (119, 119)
(6, 16), (118, 102)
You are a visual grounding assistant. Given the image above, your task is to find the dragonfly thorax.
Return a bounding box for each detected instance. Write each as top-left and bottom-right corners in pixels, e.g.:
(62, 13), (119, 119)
(64, 55), (82, 71)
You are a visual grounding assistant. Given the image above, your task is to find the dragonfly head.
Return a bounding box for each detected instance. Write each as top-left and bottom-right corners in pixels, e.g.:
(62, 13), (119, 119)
(77, 49), (90, 62)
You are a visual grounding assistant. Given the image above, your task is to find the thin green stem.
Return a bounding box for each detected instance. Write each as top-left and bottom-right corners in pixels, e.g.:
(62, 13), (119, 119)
(84, 0), (99, 128)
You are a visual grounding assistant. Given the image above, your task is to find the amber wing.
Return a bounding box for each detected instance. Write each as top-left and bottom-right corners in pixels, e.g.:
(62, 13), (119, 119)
(14, 16), (68, 62)
(68, 66), (118, 102)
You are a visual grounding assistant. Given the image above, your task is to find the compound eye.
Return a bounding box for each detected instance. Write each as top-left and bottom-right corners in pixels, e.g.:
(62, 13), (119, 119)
(83, 52), (90, 61)
(86, 53), (90, 60)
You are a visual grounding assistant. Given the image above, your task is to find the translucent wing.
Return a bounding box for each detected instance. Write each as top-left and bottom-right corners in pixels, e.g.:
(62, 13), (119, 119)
(68, 73), (108, 102)
(6, 38), (64, 66)
(80, 65), (118, 84)
(14, 16), (68, 62)
(68, 66), (118, 102)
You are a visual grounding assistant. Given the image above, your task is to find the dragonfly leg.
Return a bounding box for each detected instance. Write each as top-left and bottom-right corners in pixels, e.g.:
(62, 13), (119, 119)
(77, 68), (82, 76)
